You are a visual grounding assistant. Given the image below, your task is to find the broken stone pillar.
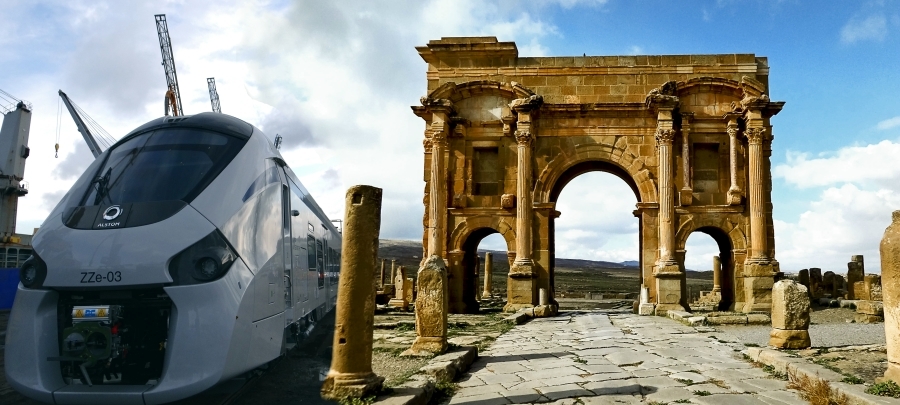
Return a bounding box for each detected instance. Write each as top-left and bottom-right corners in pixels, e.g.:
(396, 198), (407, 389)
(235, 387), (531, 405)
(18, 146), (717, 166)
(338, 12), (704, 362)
(403, 255), (449, 356)
(882, 211), (900, 383)
(539, 288), (548, 306)
(847, 256), (865, 300)
(769, 279), (811, 349)
(321, 185), (384, 400)
(388, 266), (409, 310)
(865, 274), (883, 301)
(404, 278), (414, 307)
(855, 300), (884, 323)
(823, 271), (835, 297)
(712, 256), (722, 293)
(379, 259), (387, 287)
(809, 268), (823, 298)
(798, 269), (810, 291)
(482, 252), (493, 299)
(833, 275), (846, 299)
(390, 259), (397, 284)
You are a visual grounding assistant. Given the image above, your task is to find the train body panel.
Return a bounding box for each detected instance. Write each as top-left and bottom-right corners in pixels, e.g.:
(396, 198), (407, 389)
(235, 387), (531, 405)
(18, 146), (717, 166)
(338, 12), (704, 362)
(5, 113), (342, 404)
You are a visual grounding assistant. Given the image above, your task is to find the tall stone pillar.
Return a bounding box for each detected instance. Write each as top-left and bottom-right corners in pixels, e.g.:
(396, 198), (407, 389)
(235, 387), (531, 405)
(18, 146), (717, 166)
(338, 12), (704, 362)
(742, 125), (775, 313)
(881, 211), (900, 383)
(679, 113), (693, 206)
(321, 185), (384, 400)
(390, 259), (397, 284)
(426, 104), (452, 258)
(653, 106), (686, 314)
(380, 259), (387, 287)
(482, 252), (493, 299)
(506, 95), (542, 312)
(725, 115), (742, 205)
(712, 256), (722, 293)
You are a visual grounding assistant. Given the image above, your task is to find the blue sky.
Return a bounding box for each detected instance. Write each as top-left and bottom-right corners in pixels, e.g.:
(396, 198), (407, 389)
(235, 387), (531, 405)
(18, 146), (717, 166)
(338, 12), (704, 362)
(2, 0), (899, 273)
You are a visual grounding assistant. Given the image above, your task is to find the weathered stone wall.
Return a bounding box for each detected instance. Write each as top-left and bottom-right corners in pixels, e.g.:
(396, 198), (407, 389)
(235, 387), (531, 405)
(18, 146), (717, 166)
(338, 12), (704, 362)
(414, 37), (783, 314)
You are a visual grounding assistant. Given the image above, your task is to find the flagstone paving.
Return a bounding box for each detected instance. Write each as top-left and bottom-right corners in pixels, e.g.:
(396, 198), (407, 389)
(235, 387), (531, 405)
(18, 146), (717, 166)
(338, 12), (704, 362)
(447, 311), (805, 404)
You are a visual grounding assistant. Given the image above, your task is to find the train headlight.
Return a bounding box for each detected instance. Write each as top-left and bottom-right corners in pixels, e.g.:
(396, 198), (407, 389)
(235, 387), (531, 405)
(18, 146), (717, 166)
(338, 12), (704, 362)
(19, 254), (47, 289)
(168, 230), (238, 285)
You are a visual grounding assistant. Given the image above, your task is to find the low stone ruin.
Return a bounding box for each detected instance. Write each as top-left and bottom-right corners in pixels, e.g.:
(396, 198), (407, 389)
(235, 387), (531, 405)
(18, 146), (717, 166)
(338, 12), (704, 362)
(769, 279), (811, 349)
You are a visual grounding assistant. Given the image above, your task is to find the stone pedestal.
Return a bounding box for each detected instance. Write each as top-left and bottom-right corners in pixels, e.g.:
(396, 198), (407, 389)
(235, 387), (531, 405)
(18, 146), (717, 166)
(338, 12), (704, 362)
(743, 262), (774, 313)
(769, 279), (811, 349)
(321, 185), (384, 401)
(654, 265), (686, 315)
(388, 266), (409, 310)
(881, 211), (900, 383)
(404, 255), (449, 356)
(505, 265), (536, 312)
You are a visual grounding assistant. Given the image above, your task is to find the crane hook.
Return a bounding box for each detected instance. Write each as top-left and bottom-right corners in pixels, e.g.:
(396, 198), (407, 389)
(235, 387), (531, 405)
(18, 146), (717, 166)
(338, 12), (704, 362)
(54, 143), (59, 158)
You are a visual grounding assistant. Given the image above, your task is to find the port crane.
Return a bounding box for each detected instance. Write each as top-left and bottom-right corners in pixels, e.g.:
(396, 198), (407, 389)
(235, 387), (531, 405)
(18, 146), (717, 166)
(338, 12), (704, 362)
(0, 89), (31, 244)
(207, 77), (221, 113)
(155, 14), (183, 116)
(57, 90), (117, 158)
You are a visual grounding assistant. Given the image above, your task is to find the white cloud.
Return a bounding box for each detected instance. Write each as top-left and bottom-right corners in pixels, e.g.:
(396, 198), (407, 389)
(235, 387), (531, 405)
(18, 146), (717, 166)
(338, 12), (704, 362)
(877, 116), (900, 130)
(840, 14), (888, 44)
(774, 141), (900, 273)
(773, 140), (900, 189)
(553, 0), (609, 9)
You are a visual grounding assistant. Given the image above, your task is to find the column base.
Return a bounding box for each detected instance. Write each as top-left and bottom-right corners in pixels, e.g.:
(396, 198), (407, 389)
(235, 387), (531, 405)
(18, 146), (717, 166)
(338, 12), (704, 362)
(679, 188), (692, 206)
(506, 264), (536, 309)
(402, 336), (447, 357)
(481, 291), (493, 300)
(321, 371), (384, 401)
(655, 263), (687, 314)
(883, 364), (900, 385)
(768, 329), (810, 349)
(726, 188), (742, 205)
(743, 262), (775, 313)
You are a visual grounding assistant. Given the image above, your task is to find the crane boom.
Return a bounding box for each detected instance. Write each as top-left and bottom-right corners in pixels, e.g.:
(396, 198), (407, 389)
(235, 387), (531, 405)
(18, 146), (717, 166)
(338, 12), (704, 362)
(58, 90), (102, 158)
(155, 14), (183, 116)
(207, 78), (221, 113)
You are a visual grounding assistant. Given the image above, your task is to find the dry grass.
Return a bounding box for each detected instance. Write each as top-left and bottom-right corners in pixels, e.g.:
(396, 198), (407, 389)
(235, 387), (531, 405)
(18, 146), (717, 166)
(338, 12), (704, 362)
(786, 369), (849, 405)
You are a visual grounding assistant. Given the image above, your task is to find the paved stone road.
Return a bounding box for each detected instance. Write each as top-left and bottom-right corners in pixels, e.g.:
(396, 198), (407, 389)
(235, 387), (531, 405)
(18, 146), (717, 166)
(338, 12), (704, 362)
(449, 311), (805, 404)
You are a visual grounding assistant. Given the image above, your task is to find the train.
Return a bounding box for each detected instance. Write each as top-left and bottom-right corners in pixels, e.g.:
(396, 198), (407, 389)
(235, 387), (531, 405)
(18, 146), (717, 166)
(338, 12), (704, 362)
(4, 112), (341, 404)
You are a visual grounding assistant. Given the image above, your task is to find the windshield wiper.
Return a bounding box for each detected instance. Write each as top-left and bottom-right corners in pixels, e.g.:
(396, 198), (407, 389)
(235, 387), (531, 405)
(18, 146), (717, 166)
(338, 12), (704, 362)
(92, 168), (112, 205)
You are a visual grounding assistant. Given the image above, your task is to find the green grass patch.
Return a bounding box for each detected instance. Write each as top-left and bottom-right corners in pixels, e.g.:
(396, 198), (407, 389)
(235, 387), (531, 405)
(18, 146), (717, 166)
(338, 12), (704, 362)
(693, 390), (712, 396)
(867, 380), (900, 398)
(841, 375), (864, 385)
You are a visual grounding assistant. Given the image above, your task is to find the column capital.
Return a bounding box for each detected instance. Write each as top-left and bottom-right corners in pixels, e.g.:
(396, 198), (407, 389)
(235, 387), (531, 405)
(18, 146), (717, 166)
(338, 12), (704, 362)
(430, 120), (450, 146)
(655, 128), (676, 144)
(745, 127), (767, 144)
(515, 129), (534, 146)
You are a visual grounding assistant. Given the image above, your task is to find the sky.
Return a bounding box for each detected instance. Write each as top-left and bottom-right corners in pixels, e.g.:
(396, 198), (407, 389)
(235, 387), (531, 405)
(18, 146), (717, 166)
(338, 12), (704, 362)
(2, 0), (899, 274)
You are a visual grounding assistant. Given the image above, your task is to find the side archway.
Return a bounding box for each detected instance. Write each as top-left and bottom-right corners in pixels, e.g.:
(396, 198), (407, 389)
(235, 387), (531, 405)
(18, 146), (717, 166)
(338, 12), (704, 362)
(676, 218), (746, 310)
(446, 216), (516, 313)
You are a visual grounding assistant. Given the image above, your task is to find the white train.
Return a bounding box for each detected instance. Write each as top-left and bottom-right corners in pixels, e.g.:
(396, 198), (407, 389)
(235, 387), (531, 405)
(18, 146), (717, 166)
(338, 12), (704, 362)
(5, 113), (340, 404)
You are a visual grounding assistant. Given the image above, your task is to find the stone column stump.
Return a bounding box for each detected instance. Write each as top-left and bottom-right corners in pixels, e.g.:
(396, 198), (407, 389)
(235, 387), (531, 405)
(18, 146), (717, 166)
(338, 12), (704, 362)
(404, 277), (414, 307)
(809, 268), (823, 298)
(881, 211), (900, 383)
(769, 279), (811, 349)
(798, 269), (810, 291)
(402, 255), (449, 356)
(847, 256), (865, 300)
(855, 300), (884, 324)
(321, 185), (384, 400)
(482, 252), (493, 300)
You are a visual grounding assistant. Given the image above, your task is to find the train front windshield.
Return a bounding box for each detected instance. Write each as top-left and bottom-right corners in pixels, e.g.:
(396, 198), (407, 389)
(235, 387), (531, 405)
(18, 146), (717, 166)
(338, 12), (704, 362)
(79, 128), (246, 206)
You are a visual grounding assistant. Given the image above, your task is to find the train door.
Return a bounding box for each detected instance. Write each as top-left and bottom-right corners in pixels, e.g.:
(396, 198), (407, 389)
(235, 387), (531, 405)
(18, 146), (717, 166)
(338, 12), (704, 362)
(281, 183), (293, 317)
(288, 183), (309, 306)
(307, 233), (319, 299)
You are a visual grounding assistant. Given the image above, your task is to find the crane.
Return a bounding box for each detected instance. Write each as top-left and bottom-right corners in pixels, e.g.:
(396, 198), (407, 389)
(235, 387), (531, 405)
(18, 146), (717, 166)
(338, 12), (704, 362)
(207, 77), (221, 113)
(155, 14), (183, 116)
(57, 90), (114, 158)
(0, 89), (31, 243)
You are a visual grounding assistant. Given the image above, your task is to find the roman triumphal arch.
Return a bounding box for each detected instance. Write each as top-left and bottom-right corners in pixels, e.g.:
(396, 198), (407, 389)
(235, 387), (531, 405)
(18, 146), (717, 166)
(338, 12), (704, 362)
(412, 37), (784, 315)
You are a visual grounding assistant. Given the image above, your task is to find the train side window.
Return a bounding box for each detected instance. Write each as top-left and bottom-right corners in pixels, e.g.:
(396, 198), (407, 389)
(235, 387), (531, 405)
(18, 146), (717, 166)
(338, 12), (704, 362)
(306, 235), (316, 271)
(316, 240), (325, 289)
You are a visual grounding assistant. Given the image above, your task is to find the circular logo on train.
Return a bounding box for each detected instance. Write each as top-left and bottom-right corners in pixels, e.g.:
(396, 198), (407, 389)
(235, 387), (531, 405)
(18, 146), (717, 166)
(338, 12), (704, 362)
(103, 205), (123, 221)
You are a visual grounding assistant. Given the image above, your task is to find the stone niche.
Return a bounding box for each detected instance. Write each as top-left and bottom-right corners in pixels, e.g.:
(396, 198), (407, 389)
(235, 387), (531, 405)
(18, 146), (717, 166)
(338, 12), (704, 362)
(412, 37), (784, 315)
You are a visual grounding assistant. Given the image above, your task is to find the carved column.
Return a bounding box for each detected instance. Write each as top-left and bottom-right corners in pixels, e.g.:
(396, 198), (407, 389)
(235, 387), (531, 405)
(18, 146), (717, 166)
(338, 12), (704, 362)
(506, 95), (542, 312)
(653, 106), (687, 314)
(742, 123), (775, 313)
(679, 113), (692, 206)
(712, 255), (722, 293)
(725, 115), (742, 205)
(426, 105), (452, 259)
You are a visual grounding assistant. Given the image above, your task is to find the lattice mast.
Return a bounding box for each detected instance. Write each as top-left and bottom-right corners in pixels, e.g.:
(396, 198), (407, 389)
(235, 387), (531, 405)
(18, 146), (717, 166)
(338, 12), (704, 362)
(207, 78), (221, 113)
(155, 14), (183, 116)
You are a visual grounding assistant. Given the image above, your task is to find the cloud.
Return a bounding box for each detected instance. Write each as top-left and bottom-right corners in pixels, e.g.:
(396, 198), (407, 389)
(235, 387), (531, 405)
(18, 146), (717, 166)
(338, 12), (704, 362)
(877, 116), (900, 130)
(553, 0), (609, 9)
(774, 140), (900, 272)
(773, 140), (900, 189)
(840, 14), (888, 44)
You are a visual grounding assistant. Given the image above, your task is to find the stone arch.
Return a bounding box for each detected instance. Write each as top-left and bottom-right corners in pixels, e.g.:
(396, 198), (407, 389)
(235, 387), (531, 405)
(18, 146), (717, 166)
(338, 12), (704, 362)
(676, 218), (746, 310)
(427, 80), (535, 104)
(449, 215), (516, 254)
(535, 142), (656, 204)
